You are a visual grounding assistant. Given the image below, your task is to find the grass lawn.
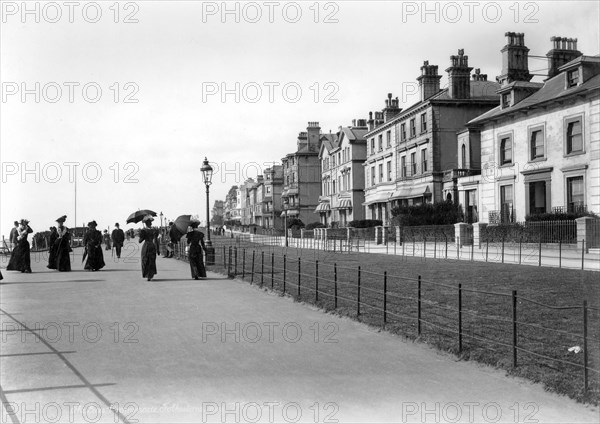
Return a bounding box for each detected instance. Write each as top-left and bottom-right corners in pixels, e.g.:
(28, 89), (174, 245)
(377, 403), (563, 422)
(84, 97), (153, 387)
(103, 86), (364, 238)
(205, 236), (600, 405)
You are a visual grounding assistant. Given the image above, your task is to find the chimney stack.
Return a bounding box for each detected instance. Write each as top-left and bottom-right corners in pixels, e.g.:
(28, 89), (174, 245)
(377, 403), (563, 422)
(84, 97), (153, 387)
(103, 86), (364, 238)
(497, 32), (532, 85)
(472, 68), (488, 81)
(382, 93), (401, 122)
(417, 60), (442, 101)
(367, 111), (375, 131)
(446, 49), (473, 99)
(306, 121), (321, 151)
(546, 36), (582, 80)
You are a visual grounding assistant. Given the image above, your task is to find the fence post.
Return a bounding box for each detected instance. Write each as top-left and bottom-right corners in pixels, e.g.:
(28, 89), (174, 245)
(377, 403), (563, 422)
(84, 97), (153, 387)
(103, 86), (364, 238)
(559, 240), (562, 269)
(234, 246), (238, 275)
(297, 257), (301, 298)
(485, 238), (489, 262)
(581, 239), (585, 270)
(283, 254), (286, 294)
(251, 250), (255, 284)
(227, 246), (232, 277)
(470, 241), (474, 262)
(242, 248), (246, 279)
(417, 275), (422, 336)
(538, 235), (542, 267)
(445, 235), (448, 259)
(383, 271), (387, 325)
(271, 252), (274, 289)
(222, 246), (226, 268)
(261, 251), (264, 286)
(519, 236), (522, 265)
(357, 266), (361, 318)
(458, 283), (462, 354)
(423, 237), (426, 261)
(501, 235), (505, 264)
(434, 236), (437, 259)
(583, 300), (589, 393)
(512, 290), (518, 367)
(315, 260), (319, 303)
(334, 263), (338, 309)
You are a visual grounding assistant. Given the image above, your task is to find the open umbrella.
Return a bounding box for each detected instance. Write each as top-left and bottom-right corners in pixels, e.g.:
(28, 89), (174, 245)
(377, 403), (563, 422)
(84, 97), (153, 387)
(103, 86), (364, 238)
(173, 215), (193, 234)
(126, 209), (157, 224)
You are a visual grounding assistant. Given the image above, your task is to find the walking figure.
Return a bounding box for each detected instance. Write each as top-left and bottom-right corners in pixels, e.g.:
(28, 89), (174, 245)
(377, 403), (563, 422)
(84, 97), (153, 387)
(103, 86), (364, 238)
(187, 220), (207, 280)
(112, 223), (125, 259)
(83, 221), (105, 271)
(139, 215), (159, 281)
(54, 215), (72, 272)
(7, 219), (33, 273)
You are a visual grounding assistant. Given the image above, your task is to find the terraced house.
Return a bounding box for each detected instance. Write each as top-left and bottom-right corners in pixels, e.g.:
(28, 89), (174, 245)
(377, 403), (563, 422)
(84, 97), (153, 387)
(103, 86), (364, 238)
(281, 122), (332, 226)
(467, 33), (600, 223)
(317, 120), (368, 226)
(364, 51), (500, 224)
(262, 165), (284, 230)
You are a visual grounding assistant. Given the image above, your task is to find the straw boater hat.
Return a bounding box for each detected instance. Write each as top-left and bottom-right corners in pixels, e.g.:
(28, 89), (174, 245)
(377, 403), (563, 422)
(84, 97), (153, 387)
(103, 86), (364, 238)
(56, 215), (67, 224)
(142, 215), (154, 223)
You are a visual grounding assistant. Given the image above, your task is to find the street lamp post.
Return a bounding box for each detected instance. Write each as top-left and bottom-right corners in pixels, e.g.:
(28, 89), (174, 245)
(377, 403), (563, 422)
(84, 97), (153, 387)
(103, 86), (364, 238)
(283, 196), (289, 247)
(160, 212), (163, 229)
(201, 157), (215, 265)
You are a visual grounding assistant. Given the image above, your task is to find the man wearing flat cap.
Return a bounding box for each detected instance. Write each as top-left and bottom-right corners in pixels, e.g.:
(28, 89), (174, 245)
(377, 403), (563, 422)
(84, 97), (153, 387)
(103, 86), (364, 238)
(111, 223), (125, 259)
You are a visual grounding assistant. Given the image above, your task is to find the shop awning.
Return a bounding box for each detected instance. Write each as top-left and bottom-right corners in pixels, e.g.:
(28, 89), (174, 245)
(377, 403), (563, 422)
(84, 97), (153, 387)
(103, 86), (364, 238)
(363, 191), (393, 206)
(314, 202), (331, 213)
(335, 199), (352, 209)
(280, 209), (299, 217)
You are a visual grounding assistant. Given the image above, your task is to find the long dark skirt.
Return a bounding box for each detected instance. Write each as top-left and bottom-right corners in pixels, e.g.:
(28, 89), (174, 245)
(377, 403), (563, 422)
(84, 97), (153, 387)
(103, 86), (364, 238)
(6, 241), (31, 273)
(188, 243), (206, 279)
(47, 244), (58, 269)
(84, 246), (105, 271)
(56, 241), (71, 272)
(141, 240), (157, 279)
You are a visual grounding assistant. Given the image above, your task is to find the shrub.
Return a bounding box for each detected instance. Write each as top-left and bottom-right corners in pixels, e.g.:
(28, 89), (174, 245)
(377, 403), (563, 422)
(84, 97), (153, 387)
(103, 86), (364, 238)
(287, 218), (305, 229)
(391, 200), (463, 226)
(525, 211), (597, 222)
(305, 222), (325, 230)
(348, 219), (383, 228)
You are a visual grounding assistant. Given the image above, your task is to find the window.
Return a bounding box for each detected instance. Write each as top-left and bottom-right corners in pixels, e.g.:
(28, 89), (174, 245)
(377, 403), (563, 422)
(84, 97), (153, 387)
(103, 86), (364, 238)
(530, 128), (544, 160)
(338, 152), (341, 164)
(461, 144), (467, 168)
(411, 152), (416, 175)
(378, 134), (383, 151)
(386, 131), (391, 147)
(420, 113), (427, 132)
(387, 161), (392, 181)
(371, 139), (375, 154)
(500, 136), (512, 165)
(500, 185), (514, 223)
(401, 156), (406, 178)
(567, 69), (579, 87)
(339, 176), (342, 192)
(502, 92), (511, 108)
(378, 164), (383, 182)
(567, 176), (584, 211)
(410, 119), (416, 137)
(421, 148), (428, 172)
(401, 123), (406, 141)
(332, 155), (336, 167)
(332, 179), (336, 194)
(371, 166), (375, 185)
(266, 186), (271, 194)
(566, 118), (583, 154)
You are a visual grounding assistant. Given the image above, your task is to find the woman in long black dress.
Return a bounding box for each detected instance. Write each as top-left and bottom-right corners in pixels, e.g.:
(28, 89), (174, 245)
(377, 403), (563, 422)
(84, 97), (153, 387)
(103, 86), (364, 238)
(47, 226), (59, 269)
(139, 215), (159, 281)
(7, 219), (33, 273)
(187, 220), (207, 280)
(55, 216), (72, 272)
(83, 221), (105, 271)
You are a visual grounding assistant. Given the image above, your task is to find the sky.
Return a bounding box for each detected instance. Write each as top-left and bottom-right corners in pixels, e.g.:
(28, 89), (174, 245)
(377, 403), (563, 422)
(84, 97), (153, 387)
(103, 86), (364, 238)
(1, 0), (599, 237)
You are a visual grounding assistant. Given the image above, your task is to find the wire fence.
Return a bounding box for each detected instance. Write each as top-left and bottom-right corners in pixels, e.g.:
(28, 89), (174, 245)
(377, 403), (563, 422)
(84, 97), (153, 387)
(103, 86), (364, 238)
(171, 241), (599, 399)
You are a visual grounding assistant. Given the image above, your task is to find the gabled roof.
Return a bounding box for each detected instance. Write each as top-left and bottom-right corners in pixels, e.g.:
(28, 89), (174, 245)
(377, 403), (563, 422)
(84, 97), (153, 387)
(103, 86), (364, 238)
(469, 64), (600, 125)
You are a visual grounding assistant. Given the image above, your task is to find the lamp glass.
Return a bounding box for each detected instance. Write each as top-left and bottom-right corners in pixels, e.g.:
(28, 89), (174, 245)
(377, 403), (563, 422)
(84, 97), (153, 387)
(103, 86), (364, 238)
(201, 158), (213, 186)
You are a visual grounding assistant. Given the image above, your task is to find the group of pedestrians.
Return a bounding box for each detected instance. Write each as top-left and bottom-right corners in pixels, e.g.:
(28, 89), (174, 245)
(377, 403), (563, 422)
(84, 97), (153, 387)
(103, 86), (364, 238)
(2, 215), (208, 282)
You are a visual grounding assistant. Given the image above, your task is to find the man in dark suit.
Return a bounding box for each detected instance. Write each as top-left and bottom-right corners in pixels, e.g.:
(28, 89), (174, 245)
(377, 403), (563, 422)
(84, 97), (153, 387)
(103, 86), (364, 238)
(9, 221), (19, 251)
(111, 223), (125, 259)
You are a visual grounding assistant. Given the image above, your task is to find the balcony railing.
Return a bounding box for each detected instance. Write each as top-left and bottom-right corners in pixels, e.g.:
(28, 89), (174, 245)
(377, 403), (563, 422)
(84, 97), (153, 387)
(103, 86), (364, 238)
(443, 169), (480, 181)
(551, 203), (587, 214)
(488, 206), (514, 224)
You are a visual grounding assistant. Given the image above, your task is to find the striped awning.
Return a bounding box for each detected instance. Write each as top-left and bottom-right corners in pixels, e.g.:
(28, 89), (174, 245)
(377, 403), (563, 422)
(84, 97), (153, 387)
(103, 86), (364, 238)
(280, 209), (299, 217)
(336, 199), (352, 209)
(314, 202), (331, 213)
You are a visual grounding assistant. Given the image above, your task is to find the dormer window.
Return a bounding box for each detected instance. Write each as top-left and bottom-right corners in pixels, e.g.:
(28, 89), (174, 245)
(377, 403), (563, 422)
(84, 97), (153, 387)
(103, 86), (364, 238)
(567, 69), (580, 87)
(501, 92), (511, 108)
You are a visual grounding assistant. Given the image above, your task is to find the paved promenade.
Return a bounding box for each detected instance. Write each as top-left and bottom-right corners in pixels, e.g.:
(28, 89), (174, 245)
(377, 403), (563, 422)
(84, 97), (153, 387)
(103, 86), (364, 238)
(1, 241), (598, 423)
